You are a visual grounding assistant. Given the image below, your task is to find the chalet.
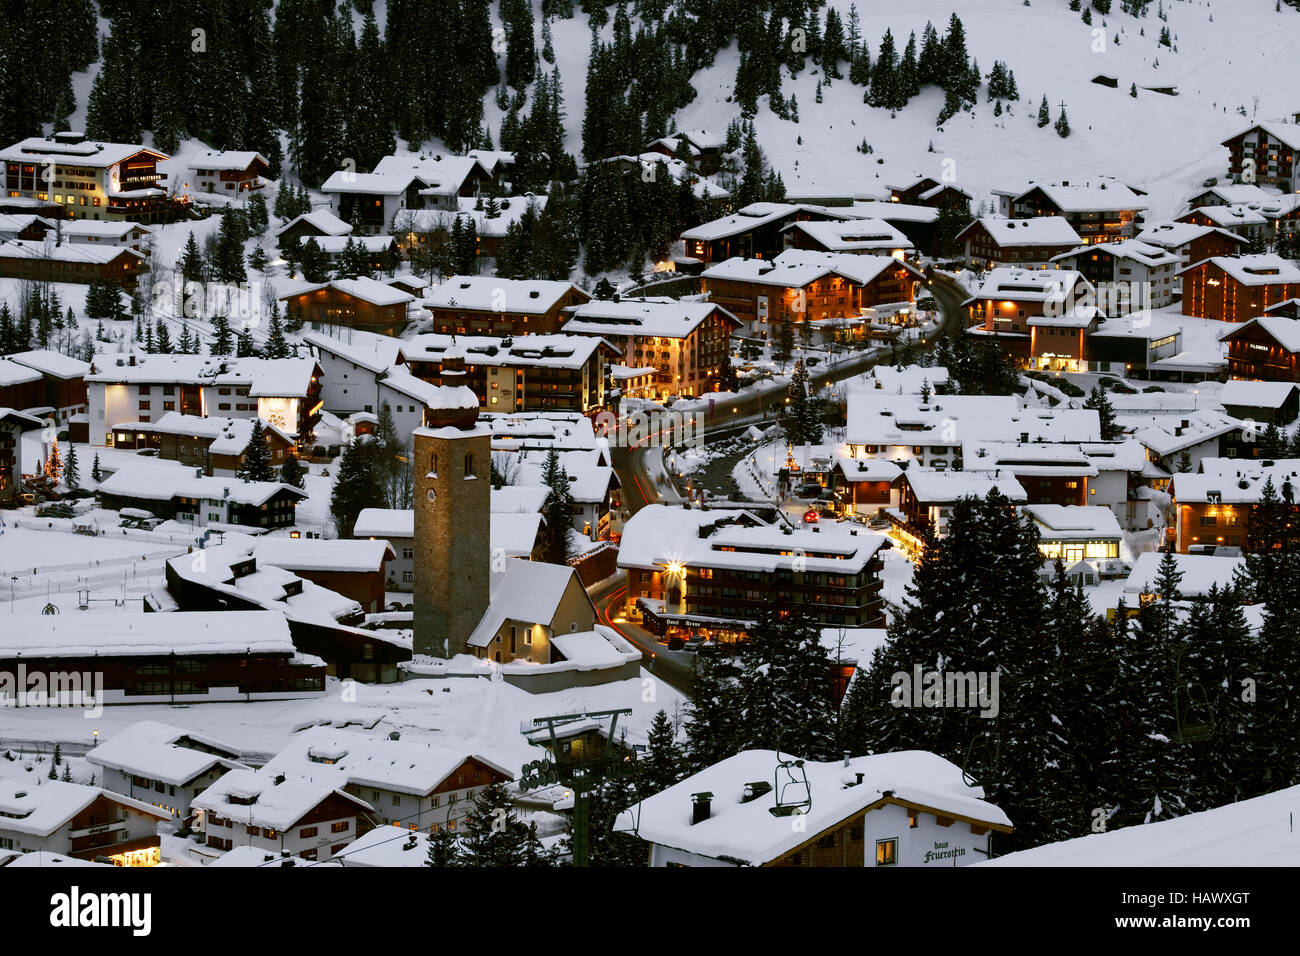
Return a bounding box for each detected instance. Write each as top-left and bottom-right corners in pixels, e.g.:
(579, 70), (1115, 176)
(703, 250), (923, 340)
(1051, 239), (1181, 310)
(887, 176), (973, 211)
(1011, 180), (1148, 243)
(1221, 121), (1300, 193)
(87, 721), (249, 823)
(893, 468), (1028, 556)
(86, 353), (323, 447)
(562, 298), (741, 399)
(614, 749), (1011, 867)
(1122, 551), (1244, 605)
(1177, 203), (1270, 242)
(398, 332), (613, 416)
(1218, 379), (1299, 425)
(194, 767), (372, 862)
(303, 329), (403, 413)
(1179, 255), (1300, 323)
(0, 611), (326, 706)
(108, 412), (294, 475)
(957, 216), (1082, 269)
(0, 132), (171, 222)
(847, 201), (941, 254)
(1023, 504), (1123, 565)
(1169, 458), (1300, 552)
(261, 727), (514, 834)
(1126, 410), (1246, 476)
(96, 462), (307, 529)
(964, 442), (1099, 508)
(0, 782), (169, 867)
(321, 154), (493, 235)
(781, 217), (913, 257)
(965, 269), (1096, 366)
(617, 504), (886, 643)
(1135, 220), (1248, 272)
(681, 202), (852, 264)
(424, 276), (590, 336)
(1184, 182), (1277, 210)
(648, 129), (727, 175)
(186, 151), (269, 196)
(2, 349), (89, 424)
(1221, 315), (1300, 382)
(0, 408), (42, 505)
(0, 214), (52, 240)
(274, 209), (352, 247)
(467, 559), (597, 664)
(161, 544), (410, 682)
(0, 239), (145, 288)
(280, 276), (414, 337)
(56, 219), (152, 253)
(513, 446), (619, 540)
(0, 363), (44, 415)
(1264, 298), (1300, 319)
(251, 538), (396, 614)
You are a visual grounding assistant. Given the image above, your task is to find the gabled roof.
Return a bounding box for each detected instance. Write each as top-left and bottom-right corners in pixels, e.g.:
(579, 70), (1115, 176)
(1051, 239), (1180, 269)
(193, 766), (373, 831)
(187, 150), (268, 172)
(304, 329), (403, 374)
(682, 202), (854, 241)
(1219, 379), (1298, 409)
(0, 782), (170, 837)
(781, 217), (914, 253)
(959, 216), (1082, 248)
(615, 749), (1011, 865)
(0, 238), (143, 264)
(86, 720), (248, 786)
(1222, 120), (1300, 151)
(1217, 314), (1300, 352)
(424, 276), (588, 314)
(1015, 180), (1148, 213)
(563, 298), (740, 339)
(1177, 254), (1300, 283)
(0, 137), (167, 169)
(0, 611), (297, 658)
(280, 275), (412, 307)
(1135, 220), (1248, 250)
(274, 210), (352, 238)
(466, 558), (585, 648)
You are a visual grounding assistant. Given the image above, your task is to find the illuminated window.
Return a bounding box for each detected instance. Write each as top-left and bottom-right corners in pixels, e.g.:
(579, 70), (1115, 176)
(876, 838), (898, 866)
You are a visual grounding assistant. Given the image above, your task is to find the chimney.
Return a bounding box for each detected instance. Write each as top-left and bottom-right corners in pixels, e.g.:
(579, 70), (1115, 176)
(128, 355), (136, 366)
(855, 772), (865, 785)
(691, 791), (713, 825)
(843, 750), (851, 768)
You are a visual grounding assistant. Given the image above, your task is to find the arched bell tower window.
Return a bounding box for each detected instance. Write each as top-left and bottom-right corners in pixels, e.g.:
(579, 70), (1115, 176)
(464, 452), (474, 478)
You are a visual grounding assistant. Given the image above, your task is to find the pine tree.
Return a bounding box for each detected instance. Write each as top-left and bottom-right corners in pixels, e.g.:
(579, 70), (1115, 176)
(1084, 384), (1122, 440)
(459, 781), (526, 866)
(210, 314), (235, 357)
(539, 449), (576, 563)
(1055, 104), (1072, 138)
(280, 452), (306, 489)
(424, 824), (462, 866)
(641, 710), (685, 793)
(1037, 95), (1051, 128)
(179, 232), (205, 286)
(263, 304), (290, 359)
(237, 420), (275, 482)
(91, 453), (102, 483)
(64, 445), (80, 491)
(330, 439), (385, 537)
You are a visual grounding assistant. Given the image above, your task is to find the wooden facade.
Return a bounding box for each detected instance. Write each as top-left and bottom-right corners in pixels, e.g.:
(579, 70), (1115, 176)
(1181, 260), (1300, 324)
(0, 246), (143, 288)
(282, 285), (410, 336)
(429, 286), (591, 336)
(1222, 124), (1300, 193)
(1222, 320), (1300, 381)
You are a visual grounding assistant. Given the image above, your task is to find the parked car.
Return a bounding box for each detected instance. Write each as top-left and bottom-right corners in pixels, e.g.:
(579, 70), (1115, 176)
(682, 638), (704, 654)
(803, 508), (820, 524)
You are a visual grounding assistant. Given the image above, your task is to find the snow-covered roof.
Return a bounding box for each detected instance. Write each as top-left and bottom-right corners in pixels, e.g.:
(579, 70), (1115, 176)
(703, 249), (922, 290)
(253, 538), (395, 574)
(353, 507), (414, 539)
(682, 202), (853, 241)
(781, 217), (914, 253)
(97, 461), (307, 507)
(903, 467), (1028, 504)
(1136, 219), (1248, 250)
(331, 825), (434, 867)
(563, 298), (740, 339)
(0, 238), (143, 264)
(466, 558), (582, 648)
(303, 329), (402, 374)
(615, 749), (1010, 865)
(967, 267), (1094, 307)
(982, 781), (1300, 866)
(320, 170), (417, 195)
(1125, 410), (1241, 457)
(1179, 254), (1300, 285)
(373, 153), (489, 196)
(0, 611), (296, 659)
(866, 364), (951, 394)
(1023, 504), (1123, 539)
(87, 354), (319, 398)
(1171, 458), (1300, 505)
(4, 348), (89, 380)
(1223, 120), (1300, 151)
(377, 364), (479, 409)
(1182, 203), (1268, 228)
(1219, 379), (1298, 409)
(115, 412), (292, 455)
(280, 275), (412, 307)
(193, 766), (372, 831)
(849, 200), (939, 223)
(1016, 180), (1148, 213)
(56, 220), (152, 239)
(424, 276), (587, 314)
(846, 393), (1099, 447)
(1052, 239), (1180, 269)
(1219, 315), (1300, 353)
(961, 216), (1082, 247)
(0, 782), (169, 837)
(187, 150), (268, 172)
(399, 332), (610, 370)
(0, 213), (51, 235)
(274, 210), (351, 238)
(0, 136), (166, 169)
(86, 720), (248, 786)
(1122, 552), (1244, 599)
(550, 629), (630, 666)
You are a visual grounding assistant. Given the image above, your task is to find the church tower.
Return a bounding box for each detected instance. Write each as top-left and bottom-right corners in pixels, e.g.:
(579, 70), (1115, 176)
(412, 392), (490, 658)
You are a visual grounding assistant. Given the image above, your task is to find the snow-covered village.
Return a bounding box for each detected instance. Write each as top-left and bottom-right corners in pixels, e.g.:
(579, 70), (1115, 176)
(0, 0), (1294, 929)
